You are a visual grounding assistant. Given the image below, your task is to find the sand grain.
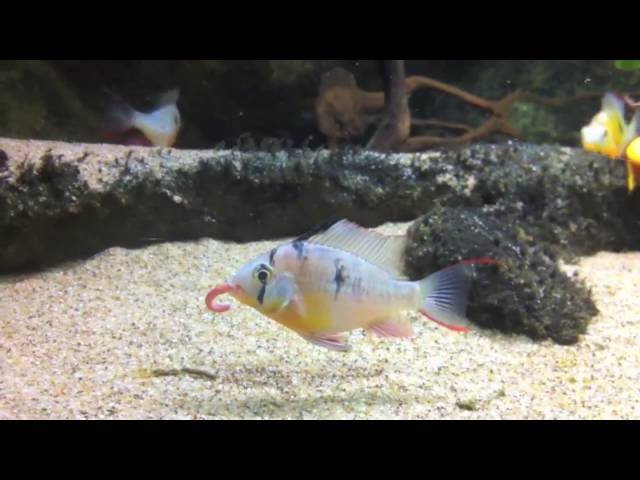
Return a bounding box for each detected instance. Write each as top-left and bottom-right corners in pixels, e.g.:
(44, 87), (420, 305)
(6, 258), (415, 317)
(1, 222), (639, 419)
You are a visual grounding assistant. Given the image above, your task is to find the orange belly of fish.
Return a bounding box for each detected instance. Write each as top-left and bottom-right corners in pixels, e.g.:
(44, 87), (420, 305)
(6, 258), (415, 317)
(270, 293), (334, 334)
(601, 146), (622, 158)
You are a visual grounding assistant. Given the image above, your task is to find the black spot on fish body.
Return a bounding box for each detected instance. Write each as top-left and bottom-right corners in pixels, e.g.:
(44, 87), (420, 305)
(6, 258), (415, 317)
(269, 248), (278, 266)
(333, 259), (347, 299)
(292, 240), (306, 261)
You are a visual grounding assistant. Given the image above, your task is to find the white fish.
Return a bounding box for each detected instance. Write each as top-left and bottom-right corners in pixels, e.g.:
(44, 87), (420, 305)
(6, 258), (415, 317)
(581, 93), (640, 158)
(104, 88), (182, 147)
(206, 219), (497, 352)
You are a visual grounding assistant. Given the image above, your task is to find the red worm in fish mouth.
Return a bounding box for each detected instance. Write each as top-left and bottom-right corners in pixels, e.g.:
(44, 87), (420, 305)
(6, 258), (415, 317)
(205, 283), (238, 313)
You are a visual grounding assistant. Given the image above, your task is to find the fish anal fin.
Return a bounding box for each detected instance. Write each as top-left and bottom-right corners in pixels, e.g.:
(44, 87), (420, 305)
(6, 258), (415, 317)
(368, 318), (415, 338)
(301, 332), (351, 352)
(602, 93), (626, 118)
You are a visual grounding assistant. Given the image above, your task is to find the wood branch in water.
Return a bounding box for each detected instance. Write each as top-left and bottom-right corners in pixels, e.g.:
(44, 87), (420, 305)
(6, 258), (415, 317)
(400, 117), (522, 152)
(315, 65), (640, 152)
(366, 60), (411, 151)
(411, 118), (473, 132)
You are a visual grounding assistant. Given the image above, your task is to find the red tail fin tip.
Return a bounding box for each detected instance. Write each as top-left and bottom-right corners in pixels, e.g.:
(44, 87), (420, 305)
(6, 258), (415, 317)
(419, 309), (470, 333)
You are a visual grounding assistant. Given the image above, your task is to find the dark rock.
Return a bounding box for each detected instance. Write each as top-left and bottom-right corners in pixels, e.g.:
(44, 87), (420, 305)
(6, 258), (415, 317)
(404, 205), (598, 344)
(0, 138), (638, 279)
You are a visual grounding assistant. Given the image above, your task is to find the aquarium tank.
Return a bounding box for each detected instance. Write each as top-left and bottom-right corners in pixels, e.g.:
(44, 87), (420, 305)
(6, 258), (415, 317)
(1, 60), (639, 420)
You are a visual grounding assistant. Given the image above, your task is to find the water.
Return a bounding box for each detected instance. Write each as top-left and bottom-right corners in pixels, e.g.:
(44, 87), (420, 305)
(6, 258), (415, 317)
(1, 60), (639, 419)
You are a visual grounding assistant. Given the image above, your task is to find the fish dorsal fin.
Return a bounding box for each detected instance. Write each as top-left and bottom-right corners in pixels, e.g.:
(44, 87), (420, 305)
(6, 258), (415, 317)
(303, 219), (407, 278)
(602, 93), (625, 117)
(154, 88), (180, 108)
(602, 93), (626, 128)
(624, 110), (640, 147)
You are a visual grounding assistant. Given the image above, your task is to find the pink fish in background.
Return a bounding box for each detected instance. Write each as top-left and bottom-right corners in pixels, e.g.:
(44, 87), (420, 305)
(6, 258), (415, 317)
(102, 88), (182, 147)
(206, 219), (498, 352)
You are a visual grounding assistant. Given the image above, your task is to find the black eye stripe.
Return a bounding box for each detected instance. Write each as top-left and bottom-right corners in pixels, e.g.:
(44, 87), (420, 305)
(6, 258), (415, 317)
(255, 264), (271, 304)
(257, 284), (266, 305)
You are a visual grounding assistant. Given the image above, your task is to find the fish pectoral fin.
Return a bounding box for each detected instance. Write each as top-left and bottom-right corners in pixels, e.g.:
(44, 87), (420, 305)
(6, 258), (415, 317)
(301, 332), (352, 352)
(368, 318), (415, 338)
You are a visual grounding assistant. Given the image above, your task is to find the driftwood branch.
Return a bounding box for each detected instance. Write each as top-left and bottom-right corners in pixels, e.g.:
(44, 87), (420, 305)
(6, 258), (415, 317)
(315, 63), (640, 152)
(411, 118), (473, 132)
(366, 61), (411, 151)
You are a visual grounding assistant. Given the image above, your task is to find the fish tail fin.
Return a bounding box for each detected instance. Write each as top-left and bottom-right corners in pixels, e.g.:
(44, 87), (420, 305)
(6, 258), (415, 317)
(417, 257), (498, 333)
(624, 109), (640, 147)
(602, 93), (626, 120)
(154, 88), (180, 108)
(602, 93), (627, 150)
(101, 87), (137, 134)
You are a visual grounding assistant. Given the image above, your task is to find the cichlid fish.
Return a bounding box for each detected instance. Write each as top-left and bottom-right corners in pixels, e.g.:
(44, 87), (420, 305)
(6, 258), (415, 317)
(103, 88), (182, 147)
(581, 93), (639, 158)
(205, 220), (496, 352)
(581, 93), (640, 193)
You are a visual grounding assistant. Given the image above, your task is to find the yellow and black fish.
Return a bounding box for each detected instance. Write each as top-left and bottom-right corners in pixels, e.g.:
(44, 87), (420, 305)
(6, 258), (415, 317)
(581, 93), (640, 192)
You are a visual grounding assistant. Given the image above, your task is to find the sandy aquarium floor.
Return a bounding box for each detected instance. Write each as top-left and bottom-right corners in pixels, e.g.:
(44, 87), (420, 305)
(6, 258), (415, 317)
(1, 221), (639, 420)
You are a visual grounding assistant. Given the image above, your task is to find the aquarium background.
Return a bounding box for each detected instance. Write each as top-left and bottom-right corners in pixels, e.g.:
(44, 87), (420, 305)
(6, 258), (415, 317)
(2, 60), (640, 420)
(2, 60), (640, 148)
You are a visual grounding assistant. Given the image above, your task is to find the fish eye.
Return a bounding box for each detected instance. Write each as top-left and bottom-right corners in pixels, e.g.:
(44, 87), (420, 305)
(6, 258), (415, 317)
(253, 265), (272, 284)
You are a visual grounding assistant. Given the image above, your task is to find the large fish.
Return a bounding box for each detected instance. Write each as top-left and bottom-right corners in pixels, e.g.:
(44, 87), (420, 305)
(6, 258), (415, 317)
(206, 220), (496, 352)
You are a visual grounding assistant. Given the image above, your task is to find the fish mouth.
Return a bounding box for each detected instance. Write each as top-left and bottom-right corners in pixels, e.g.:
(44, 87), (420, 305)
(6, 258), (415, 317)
(205, 282), (243, 313)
